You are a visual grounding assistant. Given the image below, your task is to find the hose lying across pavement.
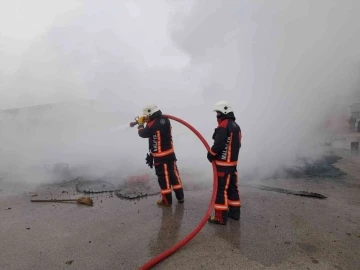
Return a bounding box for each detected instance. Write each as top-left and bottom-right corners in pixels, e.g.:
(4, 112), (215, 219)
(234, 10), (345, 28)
(138, 114), (218, 270)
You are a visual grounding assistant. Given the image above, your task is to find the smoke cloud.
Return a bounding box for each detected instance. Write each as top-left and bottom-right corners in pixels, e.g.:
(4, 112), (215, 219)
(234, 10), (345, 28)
(1, 0), (360, 194)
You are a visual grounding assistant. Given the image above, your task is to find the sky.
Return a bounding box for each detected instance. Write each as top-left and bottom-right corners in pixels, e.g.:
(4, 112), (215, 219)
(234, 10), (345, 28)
(1, 0), (360, 190)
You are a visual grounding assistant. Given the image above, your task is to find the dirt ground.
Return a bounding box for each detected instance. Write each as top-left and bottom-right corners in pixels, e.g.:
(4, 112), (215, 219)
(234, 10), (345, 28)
(0, 137), (359, 270)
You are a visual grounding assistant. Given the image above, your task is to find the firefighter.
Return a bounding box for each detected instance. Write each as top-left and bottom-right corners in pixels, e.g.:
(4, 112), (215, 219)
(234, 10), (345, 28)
(207, 100), (242, 225)
(137, 104), (184, 206)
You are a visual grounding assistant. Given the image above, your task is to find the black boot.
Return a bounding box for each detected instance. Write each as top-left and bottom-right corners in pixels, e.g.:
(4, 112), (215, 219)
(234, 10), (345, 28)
(208, 210), (228, 225)
(228, 207), (240, 220)
(157, 193), (172, 207)
(174, 188), (184, 204)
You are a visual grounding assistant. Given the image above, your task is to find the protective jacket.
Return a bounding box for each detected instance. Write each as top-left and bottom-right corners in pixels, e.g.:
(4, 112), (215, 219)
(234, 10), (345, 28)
(138, 110), (176, 163)
(209, 112), (241, 172)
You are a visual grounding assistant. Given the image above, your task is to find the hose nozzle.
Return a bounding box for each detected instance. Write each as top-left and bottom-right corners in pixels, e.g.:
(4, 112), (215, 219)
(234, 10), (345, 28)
(129, 121), (138, 127)
(129, 116), (139, 127)
(129, 115), (149, 127)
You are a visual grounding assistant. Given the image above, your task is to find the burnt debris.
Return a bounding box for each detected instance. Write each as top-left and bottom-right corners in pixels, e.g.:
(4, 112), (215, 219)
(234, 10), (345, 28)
(282, 155), (346, 178)
(75, 179), (118, 193)
(241, 184), (327, 199)
(115, 182), (160, 200)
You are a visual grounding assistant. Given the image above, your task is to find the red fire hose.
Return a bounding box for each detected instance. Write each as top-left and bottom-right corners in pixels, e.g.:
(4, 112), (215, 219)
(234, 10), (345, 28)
(137, 114), (218, 270)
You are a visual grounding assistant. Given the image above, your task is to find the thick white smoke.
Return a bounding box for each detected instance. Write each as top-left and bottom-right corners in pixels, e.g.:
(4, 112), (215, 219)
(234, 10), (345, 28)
(1, 0), (359, 193)
(169, 0), (360, 178)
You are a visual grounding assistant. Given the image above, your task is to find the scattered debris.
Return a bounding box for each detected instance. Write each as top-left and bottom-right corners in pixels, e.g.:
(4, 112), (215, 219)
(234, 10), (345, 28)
(65, 260), (74, 265)
(282, 155), (346, 178)
(241, 184), (327, 199)
(76, 179), (118, 193)
(54, 172), (211, 202)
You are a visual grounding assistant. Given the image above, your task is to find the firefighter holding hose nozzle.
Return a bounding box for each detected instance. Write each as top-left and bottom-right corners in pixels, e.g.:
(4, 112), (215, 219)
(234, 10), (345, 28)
(132, 104), (184, 207)
(207, 100), (242, 225)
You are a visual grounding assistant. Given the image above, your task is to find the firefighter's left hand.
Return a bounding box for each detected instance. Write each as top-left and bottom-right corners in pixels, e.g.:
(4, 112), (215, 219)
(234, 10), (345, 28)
(146, 153), (154, 168)
(137, 115), (147, 125)
(207, 152), (215, 163)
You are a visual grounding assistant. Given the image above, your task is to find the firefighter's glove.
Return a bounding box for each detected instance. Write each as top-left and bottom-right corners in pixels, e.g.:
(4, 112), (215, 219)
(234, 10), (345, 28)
(146, 153), (154, 169)
(137, 116), (147, 126)
(207, 151), (215, 163)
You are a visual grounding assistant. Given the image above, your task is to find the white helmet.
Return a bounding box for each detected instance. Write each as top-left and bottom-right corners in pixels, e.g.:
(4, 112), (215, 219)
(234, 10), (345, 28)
(213, 100), (233, 114)
(142, 104), (160, 117)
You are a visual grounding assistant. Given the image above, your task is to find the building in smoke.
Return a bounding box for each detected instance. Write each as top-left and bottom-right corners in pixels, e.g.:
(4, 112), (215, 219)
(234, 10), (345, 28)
(349, 102), (360, 132)
(350, 103), (360, 118)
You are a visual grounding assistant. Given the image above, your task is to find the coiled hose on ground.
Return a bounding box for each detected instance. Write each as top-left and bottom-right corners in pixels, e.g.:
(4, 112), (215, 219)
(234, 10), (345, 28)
(138, 114), (218, 269)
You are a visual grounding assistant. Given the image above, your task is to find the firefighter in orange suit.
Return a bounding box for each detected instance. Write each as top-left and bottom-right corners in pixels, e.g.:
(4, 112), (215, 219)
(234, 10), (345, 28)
(137, 104), (184, 206)
(207, 100), (242, 225)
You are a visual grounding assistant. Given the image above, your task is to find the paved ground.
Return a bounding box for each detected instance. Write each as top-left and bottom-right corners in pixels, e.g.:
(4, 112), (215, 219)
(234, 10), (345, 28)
(1, 146), (359, 269)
